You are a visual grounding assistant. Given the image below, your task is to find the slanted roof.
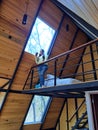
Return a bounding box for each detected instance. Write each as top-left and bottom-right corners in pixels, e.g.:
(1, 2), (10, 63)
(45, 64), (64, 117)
(0, 0), (98, 130)
(57, 0), (98, 30)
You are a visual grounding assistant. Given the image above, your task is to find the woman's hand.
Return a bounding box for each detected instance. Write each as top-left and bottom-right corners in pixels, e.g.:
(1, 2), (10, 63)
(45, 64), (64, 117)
(35, 52), (38, 56)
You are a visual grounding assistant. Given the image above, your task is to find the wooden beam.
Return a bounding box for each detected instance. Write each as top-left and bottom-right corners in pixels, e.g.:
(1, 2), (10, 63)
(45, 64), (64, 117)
(51, 0), (98, 39)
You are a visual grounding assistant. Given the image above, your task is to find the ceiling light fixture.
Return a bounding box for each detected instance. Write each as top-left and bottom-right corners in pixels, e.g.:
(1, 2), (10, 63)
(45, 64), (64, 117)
(22, 0), (29, 25)
(66, 24), (69, 32)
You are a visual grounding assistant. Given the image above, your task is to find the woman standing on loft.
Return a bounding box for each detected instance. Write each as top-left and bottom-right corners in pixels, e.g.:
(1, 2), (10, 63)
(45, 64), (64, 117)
(35, 49), (48, 88)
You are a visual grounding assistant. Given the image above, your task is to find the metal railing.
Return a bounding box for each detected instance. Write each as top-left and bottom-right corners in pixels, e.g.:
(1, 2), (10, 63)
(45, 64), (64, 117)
(0, 77), (11, 111)
(23, 38), (98, 90)
(68, 99), (85, 122)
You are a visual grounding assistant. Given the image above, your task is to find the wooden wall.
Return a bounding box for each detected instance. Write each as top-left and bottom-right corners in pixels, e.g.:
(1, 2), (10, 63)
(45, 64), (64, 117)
(76, 44), (98, 81)
(56, 98), (87, 130)
(58, 0), (98, 30)
(47, 15), (88, 78)
(0, 0), (94, 130)
(0, 0), (41, 130)
(23, 124), (41, 130)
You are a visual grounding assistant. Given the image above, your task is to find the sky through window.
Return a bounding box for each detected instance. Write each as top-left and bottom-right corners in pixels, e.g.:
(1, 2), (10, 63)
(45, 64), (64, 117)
(25, 18), (55, 55)
(24, 18), (55, 124)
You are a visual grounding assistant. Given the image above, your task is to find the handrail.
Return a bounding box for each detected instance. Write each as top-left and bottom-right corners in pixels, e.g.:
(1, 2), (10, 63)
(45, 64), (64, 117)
(68, 99), (85, 122)
(24, 38), (98, 90)
(31, 38), (98, 69)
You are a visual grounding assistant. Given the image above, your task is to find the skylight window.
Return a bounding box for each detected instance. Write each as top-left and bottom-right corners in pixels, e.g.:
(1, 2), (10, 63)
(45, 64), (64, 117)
(25, 96), (50, 124)
(25, 17), (55, 54)
(24, 17), (55, 124)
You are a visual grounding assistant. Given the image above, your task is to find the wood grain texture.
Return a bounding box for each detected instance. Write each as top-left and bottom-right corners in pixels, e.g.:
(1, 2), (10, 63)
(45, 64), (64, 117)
(58, 0), (98, 30)
(0, 0), (97, 130)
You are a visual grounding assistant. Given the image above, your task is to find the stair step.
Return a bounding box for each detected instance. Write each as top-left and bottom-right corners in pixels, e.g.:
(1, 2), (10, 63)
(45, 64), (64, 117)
(83, 117), (87, 119)
(75, 128), (89, 130)
(79, 121), (87, 124)
(72, 111), (88, 130)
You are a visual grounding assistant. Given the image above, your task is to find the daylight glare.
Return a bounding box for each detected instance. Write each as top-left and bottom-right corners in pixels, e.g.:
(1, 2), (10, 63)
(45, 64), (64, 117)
(24, 18), (55, 124)
(25, 18), (55, 55)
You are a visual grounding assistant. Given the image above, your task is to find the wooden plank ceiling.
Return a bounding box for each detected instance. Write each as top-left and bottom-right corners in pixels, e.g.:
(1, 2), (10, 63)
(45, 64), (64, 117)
(57, 0), (98, 30)
(0, 0), (94, 130)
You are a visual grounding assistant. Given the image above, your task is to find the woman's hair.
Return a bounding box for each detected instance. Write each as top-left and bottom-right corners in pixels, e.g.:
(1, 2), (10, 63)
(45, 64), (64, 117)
(41, 49), (44, 53)
(41, 49), (45, 61)
(38, 49), (45, 61)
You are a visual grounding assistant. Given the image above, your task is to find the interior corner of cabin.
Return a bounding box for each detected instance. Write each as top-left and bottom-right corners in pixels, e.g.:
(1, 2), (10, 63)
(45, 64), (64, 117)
(0, 0), (98, 130)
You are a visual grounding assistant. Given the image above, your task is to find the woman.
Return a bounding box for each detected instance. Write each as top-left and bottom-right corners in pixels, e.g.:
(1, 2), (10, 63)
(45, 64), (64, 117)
(35, 49), (48, 88)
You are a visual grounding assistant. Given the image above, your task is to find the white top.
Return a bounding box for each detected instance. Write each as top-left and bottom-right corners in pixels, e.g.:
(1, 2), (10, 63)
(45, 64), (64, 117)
(35, 53), (48, 65)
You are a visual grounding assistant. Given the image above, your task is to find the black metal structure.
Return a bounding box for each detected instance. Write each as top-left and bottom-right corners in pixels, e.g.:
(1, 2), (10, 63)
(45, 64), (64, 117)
(1, 1), (98, 130)
(51, 0), (98, 39)
(0, 0), (45, 113)
(54, 99), (67, 129)
(48, 13), (65, 56)
(0, 37), (98, 130)
(90, 45), (97, 80)
(1, 38), (98, 95)
(0, 78), (11, 111)
(1, 79), (98, 98)
(40, 98), (53, 130)
(19, 0), (45, 129)
(59, 28), (79, 77)
(72, 111), (88, 130)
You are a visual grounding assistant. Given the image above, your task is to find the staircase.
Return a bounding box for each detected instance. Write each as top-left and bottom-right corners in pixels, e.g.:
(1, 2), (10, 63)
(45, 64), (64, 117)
(72, 111), (88, 130)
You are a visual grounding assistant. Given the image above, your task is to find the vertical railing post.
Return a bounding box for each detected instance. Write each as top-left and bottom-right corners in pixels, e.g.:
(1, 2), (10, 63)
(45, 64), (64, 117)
(66, 99), (69, 130)
(75, 98), (79, 128)
(58, 120), (60, 130)
(54, 59), (57, 86)
(23, 68), (32, 90)
(30, 69), (34, 89)
(90, 45), (97, 80)
(81, 58), (85, 81)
